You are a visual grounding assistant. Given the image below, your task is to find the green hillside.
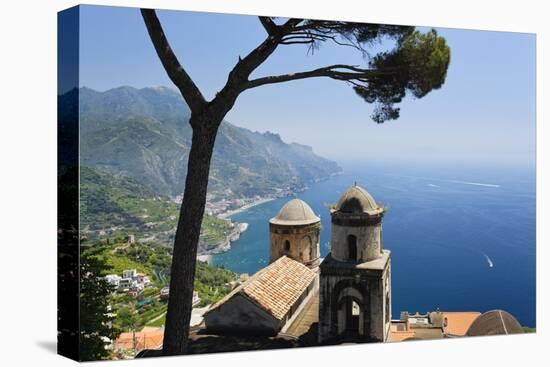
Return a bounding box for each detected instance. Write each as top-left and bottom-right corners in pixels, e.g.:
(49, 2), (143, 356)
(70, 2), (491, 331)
(86, 241), (236, 332)
(76, 86), (341, 198)
(80, 166), (235, 250)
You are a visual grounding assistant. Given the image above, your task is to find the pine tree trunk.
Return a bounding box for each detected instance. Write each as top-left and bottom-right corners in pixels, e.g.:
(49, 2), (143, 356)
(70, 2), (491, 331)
(162, 113), (221, 355)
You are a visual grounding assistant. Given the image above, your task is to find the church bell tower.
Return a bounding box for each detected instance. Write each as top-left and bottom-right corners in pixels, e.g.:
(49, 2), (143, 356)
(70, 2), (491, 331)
(318, 184), (392, 343)
(269, 198), (321, 270)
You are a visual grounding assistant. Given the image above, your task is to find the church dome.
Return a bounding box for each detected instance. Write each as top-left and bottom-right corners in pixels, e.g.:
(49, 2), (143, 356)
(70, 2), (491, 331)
(466, 310), (523, 336)
(269, 199), (320, 226)
(335, 185), (383, 215)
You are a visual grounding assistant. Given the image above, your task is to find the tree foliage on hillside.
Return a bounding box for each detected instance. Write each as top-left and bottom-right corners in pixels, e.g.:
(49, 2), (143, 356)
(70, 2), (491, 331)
(194, 261), (236, 306)
(79, 248), (118, 361)
(140, 10), (450, 355)
(80, 166), (234, 248)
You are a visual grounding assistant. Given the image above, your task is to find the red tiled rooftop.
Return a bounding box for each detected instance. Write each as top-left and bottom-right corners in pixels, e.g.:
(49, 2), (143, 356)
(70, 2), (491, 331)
(115, 329), (164, 351)
(207, 256), (316, 320)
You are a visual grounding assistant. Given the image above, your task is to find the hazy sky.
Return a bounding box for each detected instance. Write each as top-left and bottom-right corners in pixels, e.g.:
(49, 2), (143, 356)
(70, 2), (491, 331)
(79, 5), (536, 166)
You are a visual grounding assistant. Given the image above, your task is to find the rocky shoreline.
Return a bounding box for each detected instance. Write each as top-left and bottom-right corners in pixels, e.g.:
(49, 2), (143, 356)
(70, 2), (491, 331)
(196, 196), (275, 260)
(197, 222), (249, 262)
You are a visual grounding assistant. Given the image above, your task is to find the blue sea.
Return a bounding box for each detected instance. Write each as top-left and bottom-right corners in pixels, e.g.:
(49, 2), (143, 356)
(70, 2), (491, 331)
(211, 161), (536, 327)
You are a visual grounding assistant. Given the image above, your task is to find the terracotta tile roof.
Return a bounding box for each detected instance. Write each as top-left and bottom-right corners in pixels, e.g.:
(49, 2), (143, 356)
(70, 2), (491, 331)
(115, 329), (164, 351)
(208, 256), (316, 321)
(442, 312), (482, 336)
(410, 327), (444, 339)
(389, 330), (417, 342)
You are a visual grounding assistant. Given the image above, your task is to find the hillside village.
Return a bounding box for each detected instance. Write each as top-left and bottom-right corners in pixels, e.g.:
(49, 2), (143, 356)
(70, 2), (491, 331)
(105, 269), (151, 296)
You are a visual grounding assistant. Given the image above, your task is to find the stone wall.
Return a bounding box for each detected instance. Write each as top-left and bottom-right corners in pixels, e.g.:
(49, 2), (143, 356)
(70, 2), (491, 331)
(204, 294), (281, 336)
(269, 223), (320, 269)
(330, 222), (382, 262)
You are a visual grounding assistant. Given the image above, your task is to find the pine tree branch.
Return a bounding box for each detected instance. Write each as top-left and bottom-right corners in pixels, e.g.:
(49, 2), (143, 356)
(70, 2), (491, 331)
(280, 40), (316, 45)
(246, 64), (385, 89)
(141, 9), (207, 114)
(282, 18), (305, 30)
(259, 16), (278, 35)
(208, 19), (307, 117)
(210, 27), (285, 115)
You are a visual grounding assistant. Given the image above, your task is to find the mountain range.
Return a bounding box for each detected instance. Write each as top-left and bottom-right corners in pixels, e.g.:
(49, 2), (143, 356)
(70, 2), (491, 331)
(76, 86), (342, 199)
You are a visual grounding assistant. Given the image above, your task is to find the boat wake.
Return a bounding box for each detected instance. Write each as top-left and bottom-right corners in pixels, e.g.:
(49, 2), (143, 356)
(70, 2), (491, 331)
(448, 180), (500, 188)
(483, 253), (494, 268)
(389, 174), (501, 188)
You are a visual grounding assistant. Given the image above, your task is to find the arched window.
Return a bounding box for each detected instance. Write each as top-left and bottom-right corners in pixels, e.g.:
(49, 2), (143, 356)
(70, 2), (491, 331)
(347, 235), (357, 261)
(303, 235), (313, 260)
(284, 240), (291, 253)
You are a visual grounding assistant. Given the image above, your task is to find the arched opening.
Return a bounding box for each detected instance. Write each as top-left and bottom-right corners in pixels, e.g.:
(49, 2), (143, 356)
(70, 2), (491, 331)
(336, 286), (365, 339)
(284, 240), (291, 253)
(303, 235), (313, 261)
(347, 235), (357, 261)
(338, 296), (362, 337)
(349, 300), (361, 329)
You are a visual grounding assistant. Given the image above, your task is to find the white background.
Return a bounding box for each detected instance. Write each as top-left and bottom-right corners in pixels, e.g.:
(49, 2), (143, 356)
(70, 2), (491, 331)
(0, 0), (547, 366)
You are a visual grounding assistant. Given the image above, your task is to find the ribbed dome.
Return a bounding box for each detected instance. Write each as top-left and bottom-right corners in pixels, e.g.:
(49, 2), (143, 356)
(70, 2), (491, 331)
(335, 185), (382, 215)
(466, 310), (523, 336)
(269, 199), (320, 225)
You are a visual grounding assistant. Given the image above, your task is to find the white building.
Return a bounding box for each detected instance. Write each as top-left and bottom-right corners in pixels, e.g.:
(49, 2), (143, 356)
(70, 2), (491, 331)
(135, 273), (151, 287)
(193, 291), (201, 307)
(105, 274), (121, 287)
(116, 269), (152, 295)
(119, 278), (136, 290)
(122, 269), (137, 279)
(160, 287), (169, 301)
